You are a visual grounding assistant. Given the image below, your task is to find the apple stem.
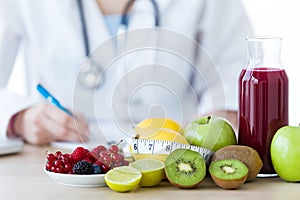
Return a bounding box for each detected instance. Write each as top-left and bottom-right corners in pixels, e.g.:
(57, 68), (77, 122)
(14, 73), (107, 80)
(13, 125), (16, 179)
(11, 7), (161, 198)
(207, 116), (212, 123)
(134, 134), (140, 139)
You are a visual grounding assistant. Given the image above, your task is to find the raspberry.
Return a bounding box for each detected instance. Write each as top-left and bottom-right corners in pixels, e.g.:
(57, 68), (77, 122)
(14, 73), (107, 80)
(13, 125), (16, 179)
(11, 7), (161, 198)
(72, 160), (93, 174)
(86, 152), (97, 163)
(71, 147), (89, 161)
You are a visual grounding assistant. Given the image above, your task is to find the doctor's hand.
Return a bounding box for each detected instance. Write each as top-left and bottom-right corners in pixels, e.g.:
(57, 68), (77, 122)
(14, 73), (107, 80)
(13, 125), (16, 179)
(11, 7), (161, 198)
(10, 103), (90, 145)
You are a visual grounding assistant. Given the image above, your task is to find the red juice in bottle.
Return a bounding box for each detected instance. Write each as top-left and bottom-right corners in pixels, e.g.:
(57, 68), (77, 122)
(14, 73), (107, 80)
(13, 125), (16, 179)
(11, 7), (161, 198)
(238, 36), (288, 176)
(238, 68), (288, 174)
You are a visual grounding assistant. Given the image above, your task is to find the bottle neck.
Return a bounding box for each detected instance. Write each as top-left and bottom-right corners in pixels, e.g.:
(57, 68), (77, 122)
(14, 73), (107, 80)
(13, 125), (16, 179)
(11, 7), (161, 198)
(246, 36), (283, 69)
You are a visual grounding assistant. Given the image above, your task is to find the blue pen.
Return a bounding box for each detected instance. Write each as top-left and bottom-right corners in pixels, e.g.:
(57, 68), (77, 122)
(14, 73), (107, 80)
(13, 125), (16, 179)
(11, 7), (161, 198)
(36, 84), (73, 116)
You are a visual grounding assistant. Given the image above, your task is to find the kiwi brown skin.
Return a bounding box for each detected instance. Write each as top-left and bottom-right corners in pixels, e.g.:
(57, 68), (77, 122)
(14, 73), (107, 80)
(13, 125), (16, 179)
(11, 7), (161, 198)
(211, 145), (263, 182)
(210, 172), (248, 190)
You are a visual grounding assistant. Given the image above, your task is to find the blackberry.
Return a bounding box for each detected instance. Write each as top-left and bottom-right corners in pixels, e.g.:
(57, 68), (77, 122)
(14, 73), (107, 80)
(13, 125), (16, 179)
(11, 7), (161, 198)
(72, 160), (93, 174)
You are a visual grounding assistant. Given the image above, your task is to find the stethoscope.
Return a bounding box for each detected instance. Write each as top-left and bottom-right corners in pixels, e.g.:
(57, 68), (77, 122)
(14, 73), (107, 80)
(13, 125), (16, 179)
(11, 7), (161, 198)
(77, 0), (160, 89)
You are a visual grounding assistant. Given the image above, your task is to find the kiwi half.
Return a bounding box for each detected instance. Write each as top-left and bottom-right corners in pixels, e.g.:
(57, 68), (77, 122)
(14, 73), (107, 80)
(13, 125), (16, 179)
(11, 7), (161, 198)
(164, 149), (206, 188)
(209, 159), (249, 190)
(211, 145), (263, 182)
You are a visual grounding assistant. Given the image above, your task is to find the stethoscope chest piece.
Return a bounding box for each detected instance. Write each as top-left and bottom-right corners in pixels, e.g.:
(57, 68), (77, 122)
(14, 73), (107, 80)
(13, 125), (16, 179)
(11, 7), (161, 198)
(78, 58), (105, 89)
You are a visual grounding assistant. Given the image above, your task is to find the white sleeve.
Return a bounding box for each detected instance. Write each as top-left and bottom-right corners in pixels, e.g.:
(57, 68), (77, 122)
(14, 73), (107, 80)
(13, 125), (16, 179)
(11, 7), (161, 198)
(0, 0), (35, 139)
(194, 0), (253, 114)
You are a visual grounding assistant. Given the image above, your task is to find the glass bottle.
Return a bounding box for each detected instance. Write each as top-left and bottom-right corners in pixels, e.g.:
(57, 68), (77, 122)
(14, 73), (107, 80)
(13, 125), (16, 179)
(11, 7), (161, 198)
(238, 36), (288, 176)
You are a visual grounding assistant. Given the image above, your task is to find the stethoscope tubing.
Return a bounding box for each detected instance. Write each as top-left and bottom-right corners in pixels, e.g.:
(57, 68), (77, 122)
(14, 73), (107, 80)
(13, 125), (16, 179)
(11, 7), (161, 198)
(77, 0), (90, 57)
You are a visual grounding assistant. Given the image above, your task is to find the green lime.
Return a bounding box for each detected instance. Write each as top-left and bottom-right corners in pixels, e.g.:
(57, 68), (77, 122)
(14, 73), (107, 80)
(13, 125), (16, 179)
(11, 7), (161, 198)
(131, 158), (165, 187)
(104, 166), (142, 192)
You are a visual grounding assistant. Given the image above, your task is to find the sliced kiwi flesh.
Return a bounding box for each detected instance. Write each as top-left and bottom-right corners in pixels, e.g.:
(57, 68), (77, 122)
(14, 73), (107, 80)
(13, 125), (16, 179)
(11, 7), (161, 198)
(209, 159), (249, 189)
(164, 149), (206, 188)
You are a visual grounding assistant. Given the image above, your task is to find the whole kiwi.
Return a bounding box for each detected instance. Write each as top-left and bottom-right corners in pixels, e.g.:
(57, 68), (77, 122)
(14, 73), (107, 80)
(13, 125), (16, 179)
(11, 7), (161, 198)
(211, 145), (263, 182)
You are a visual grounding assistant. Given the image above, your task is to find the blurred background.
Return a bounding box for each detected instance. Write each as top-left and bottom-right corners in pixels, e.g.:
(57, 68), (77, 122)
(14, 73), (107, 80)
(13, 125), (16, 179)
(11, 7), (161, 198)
(7, 0), (300, 125)
(243, 0), (300, 125)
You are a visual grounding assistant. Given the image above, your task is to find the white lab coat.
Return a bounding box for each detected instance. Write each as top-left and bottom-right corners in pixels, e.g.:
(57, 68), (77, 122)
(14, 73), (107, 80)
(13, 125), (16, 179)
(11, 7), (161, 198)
(0, 0), (252, 143)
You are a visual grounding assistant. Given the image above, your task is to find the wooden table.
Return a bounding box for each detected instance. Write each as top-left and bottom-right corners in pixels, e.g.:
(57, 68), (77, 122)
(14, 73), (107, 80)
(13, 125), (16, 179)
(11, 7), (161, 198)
(0, 144), (299, 200)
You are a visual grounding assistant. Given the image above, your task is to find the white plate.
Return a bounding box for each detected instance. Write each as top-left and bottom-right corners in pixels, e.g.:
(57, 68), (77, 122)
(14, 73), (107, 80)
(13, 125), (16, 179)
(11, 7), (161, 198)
(44, 169), (106, 187)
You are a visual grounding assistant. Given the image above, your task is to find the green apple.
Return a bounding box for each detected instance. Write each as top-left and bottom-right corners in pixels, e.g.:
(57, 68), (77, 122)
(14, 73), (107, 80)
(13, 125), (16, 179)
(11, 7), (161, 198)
(184, 116), (236, 152)
(271, 126), (300, 182)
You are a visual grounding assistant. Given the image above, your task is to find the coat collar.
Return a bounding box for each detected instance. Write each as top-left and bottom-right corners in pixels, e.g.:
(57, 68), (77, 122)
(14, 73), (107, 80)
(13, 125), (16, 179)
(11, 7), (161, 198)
(81, 0), (172, 49)
(129, 0), (172, 30)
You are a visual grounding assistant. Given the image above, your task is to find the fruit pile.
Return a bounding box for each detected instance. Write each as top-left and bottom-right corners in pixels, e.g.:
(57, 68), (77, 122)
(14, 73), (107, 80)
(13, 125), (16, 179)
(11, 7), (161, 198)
(103, 116), (252, 192)
(103, 115), (264, 192)
(45, 144), (129, 175)
(104, 144), (263, 192)
(44, 115), (300, 191)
